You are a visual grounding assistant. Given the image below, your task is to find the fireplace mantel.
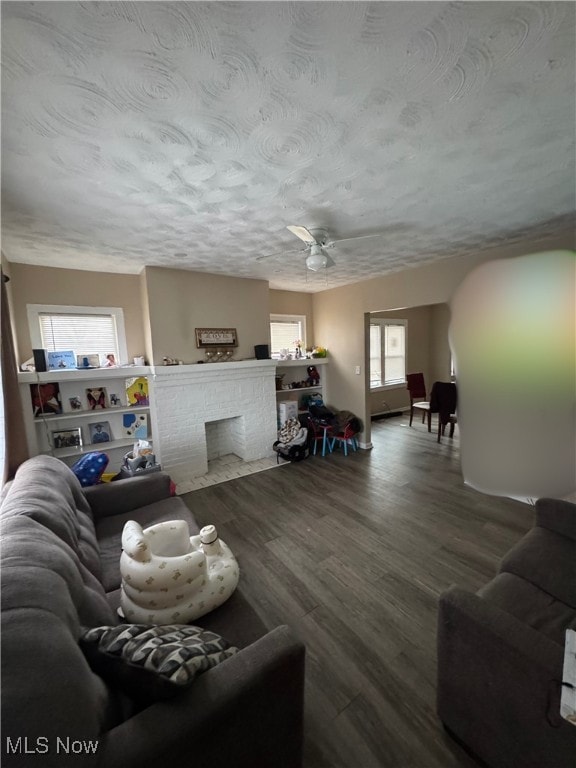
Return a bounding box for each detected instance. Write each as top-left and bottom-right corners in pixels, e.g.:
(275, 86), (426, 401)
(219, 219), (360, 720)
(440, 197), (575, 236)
(152, 359), (276, 382)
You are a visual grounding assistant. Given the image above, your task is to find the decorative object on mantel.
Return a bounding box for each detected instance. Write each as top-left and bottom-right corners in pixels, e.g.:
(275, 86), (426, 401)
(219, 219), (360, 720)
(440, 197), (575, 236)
(77, 353), (100, 369)
(119, 520), (239, 624)
(162, 356), (182, 365)
(312, 346), (328, 358)
(195, 328), (238, 348)
(47, 350), (76, 370)
(205, 348), (234, 362)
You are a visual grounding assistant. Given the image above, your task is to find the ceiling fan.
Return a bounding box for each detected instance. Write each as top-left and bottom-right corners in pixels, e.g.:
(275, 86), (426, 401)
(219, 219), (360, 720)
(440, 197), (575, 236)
(257, 225), (387, 272)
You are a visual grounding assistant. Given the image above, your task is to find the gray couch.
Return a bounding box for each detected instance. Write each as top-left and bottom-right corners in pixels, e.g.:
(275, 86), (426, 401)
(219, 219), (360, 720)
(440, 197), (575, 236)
(437, 497), (576, 768)
(1, 455), (305, 768)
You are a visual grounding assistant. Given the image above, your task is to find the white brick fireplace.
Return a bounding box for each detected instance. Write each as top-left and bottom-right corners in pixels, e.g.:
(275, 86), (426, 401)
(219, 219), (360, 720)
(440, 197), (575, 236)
(151, 360), (278, 486)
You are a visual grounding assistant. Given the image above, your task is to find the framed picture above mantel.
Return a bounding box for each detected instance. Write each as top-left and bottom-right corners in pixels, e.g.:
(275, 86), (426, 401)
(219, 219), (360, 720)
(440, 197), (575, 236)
(195, 328), (238, 348)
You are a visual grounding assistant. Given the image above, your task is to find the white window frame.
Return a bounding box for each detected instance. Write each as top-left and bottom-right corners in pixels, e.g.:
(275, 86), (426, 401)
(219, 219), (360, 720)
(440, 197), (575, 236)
(27, 304), (128, 365)
(369, 318), (407, 390)
(269, 314), (307, 359)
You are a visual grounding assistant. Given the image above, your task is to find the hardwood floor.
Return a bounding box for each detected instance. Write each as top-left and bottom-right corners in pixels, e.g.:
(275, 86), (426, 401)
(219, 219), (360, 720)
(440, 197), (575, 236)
(181, 414), (534, 768)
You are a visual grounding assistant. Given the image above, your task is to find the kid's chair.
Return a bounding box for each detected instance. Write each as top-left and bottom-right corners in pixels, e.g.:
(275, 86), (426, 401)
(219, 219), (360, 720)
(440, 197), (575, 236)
(307, 416), (333, 457)
(330, 423), (359, 456)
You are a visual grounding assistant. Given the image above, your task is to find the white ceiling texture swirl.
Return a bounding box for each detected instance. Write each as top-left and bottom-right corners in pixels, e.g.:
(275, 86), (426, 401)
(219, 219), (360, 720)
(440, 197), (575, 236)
(1, 1), (574, 292)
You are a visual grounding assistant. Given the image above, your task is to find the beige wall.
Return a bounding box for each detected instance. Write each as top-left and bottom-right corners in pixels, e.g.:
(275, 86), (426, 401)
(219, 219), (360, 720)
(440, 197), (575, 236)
(429, 303), (452, 384)
(139, 270), (154, 365)
(143, 267), (270, 364)
(269, 290), (315, 348)
(313, 232), (574, 445)
(1, 253), (19, 362)
(9, 263), (146, 364)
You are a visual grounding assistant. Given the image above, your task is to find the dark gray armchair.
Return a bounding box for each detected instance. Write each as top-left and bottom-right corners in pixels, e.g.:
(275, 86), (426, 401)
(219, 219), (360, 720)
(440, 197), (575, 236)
(437, 497), (576, 768)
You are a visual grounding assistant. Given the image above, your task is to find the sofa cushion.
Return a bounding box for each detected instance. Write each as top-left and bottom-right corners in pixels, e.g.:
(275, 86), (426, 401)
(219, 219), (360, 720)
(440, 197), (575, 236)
(1, 455), (103, 583)
(499, 526), (576, 607)
(536, 497), (576, 541)
(80, 623), (238, 704)
(95, 497), (199, 592)
(478, 572), (576, 646)
(1, 517), (121, 747)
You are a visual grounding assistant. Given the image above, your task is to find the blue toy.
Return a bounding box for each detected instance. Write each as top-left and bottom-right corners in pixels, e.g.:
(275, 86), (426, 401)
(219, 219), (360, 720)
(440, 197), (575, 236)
(71, 452), (109, 487)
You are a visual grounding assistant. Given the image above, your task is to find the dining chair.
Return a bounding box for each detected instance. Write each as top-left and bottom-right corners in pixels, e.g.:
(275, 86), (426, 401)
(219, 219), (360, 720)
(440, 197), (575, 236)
(429, 381), (458, 443)
(406, 372), (431, 431)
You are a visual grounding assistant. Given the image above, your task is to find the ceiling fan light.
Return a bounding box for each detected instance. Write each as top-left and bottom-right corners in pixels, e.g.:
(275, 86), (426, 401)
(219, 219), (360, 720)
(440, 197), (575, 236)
(306, 245), (328, 271)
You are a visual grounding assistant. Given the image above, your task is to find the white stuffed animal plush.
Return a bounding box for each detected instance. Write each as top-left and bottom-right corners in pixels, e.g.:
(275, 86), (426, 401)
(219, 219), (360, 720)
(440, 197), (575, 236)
(119, 519), (239, 624)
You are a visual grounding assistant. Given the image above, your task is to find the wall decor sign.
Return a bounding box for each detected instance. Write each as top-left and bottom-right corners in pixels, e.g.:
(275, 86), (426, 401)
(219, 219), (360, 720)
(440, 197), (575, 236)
(195, 328), (238, 348)
(47, 350), (76, 370)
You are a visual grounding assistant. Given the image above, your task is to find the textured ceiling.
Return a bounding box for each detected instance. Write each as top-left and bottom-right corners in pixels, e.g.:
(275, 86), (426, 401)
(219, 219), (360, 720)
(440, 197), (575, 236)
(2, 1), (574, 293)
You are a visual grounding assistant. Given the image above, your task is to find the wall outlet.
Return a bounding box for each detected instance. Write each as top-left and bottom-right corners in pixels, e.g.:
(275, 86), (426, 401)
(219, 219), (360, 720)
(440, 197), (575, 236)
(355, 366), (361, 375)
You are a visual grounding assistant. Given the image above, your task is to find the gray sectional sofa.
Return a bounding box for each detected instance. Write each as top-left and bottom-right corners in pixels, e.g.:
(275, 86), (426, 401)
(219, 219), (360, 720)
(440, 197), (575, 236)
(437, 497), (576, 768)
(1, 455), (305, 768)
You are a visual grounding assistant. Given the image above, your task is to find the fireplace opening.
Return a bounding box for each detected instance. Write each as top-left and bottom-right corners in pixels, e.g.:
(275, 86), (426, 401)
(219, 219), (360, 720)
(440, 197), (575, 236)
(205, 416), (246, 472)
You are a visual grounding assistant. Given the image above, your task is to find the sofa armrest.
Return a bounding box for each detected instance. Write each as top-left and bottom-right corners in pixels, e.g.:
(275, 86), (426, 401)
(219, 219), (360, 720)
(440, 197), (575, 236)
(97, 625), (305, 768)
(437, 586), (575, 768)
(535, 497), (576, 541)
(84, 473), (172, 520)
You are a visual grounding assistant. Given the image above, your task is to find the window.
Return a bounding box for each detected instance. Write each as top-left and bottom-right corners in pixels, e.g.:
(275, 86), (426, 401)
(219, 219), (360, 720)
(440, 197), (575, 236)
(369, 319), (407, 388)
(27, 305), (128, 364)
(270, 314), (307, 358)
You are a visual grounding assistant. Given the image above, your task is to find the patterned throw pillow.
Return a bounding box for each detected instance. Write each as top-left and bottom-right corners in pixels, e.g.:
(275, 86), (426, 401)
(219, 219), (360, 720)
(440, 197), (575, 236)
(80, 624), (238, 702)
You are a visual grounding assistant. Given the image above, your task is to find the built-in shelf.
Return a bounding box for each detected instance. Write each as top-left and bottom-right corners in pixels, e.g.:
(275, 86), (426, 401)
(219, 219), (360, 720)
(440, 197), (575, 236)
(51, 437), (144, 459)
(276, 358), (328, 368)
(276, 385), (322, 395)
(18, 365), (152, 384)
(274, 359), (328, 424)
(20, 367), (154, 472)
(34, 405), (149, 423)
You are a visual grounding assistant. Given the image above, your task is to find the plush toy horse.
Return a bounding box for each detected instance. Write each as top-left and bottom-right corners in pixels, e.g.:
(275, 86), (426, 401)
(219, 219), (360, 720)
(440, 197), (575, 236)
(119, 520), (239, 624)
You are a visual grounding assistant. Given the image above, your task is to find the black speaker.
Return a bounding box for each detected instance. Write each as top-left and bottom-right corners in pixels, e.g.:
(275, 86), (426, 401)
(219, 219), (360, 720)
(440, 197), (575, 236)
(254, 344), (270, 360)
(33, 349), (47, 372)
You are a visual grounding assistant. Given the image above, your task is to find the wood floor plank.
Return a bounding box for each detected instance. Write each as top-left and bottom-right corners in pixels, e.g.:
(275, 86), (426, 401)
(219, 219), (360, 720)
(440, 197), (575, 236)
(183, 414), (534, 767)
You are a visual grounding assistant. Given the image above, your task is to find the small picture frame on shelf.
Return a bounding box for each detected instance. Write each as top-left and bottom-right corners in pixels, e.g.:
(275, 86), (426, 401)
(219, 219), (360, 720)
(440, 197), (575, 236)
(30, 382), (62, 416)
(47, 350), (76, 371)
(86, 387), (108, 410)
(76, 354), (101, 369)
(51, 427), (82, 450)
(109, 393), (123, 407)
(89, 421), (111, 444)
(123, 412), (148, 439)
(69, 396), (82, 411)
(125, 377), (149, 406)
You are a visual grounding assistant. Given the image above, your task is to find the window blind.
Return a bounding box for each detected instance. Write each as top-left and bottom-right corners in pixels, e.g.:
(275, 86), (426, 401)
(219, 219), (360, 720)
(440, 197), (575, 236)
(369, 324), (382, 386)
(270, 320), (303, 356)
(39, 313), (119, 358)
(370, 321), (406, 387)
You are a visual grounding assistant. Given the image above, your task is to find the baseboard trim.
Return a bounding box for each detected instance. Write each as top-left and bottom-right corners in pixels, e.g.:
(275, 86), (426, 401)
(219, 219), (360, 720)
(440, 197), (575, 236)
(359, 441), (373, 450)
(371, 408), (406, 420)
